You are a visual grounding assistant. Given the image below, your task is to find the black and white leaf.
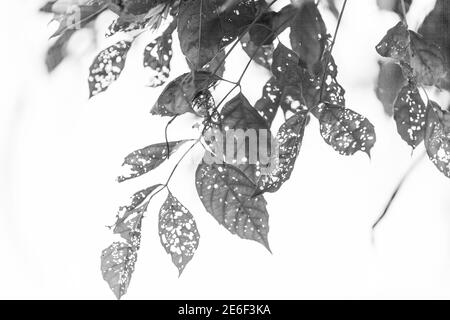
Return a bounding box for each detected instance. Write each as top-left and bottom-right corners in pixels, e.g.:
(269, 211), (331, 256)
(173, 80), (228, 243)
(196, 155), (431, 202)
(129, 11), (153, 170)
(159, 192), (200, 275)
(289, 2), (327, 73)
(151, 71), (218, 116)
(375, 21), (410, 61)
(118, 141), (187, 182)
(424, 100), (450, 178)
(256, 111), (307, 195)
(196, 161), (270, 251)
(113, 185), (161, 241)
(255, 77), (283, 126)
(143, 21), (176, 87)
(88, 40), (132, 98)
(101, 242), (139, 299)
(393, 83), (427, 148)
(319, 104), (376, 156)
(221, 93), (269, 131)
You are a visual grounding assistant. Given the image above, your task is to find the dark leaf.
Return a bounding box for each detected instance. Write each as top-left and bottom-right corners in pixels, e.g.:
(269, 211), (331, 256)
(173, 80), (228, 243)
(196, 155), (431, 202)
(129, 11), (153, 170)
(159, 192), (200, 275)
(88, 40), (132, 98)
(118, 141), (187, 182)
(192, 90), (215, 117)
(319, 104), (376, 156)
(201, 50), (226, 78)
(241, 34), (274, 70)
(279, 85), (307, 114)
(409, 31), (447, 87)
(256, 111), (307, 194)
(271, 43), (302, 85)
(100, 241), (139, 299)
(196, 161), (270, 250)
(143, 21), (176, 87)
(424, 100), (450, 178)
(393, 83), (427, 148)
(375, 21), (410, 61)
(106, 2), (171, 37)
(375, 61), (406, 116)
(151, 71), (218, 116)
(255, 77), (283, 126)
(177, 0), (222, 69)
(289, 2), (327, 73)
(221, 93), (269, 130)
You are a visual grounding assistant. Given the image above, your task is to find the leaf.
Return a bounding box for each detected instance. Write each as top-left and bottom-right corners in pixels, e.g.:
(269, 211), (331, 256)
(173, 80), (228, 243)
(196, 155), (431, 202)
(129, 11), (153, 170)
(424, 100), (450, 178)
(151, 71), (218, 116)
(177, 0), (222, 70)
(279, 85), (307, 114)
(393, 83), (427, 148)
(319, 104), (376, 156)
(159, 192), (200, 275)
(289, 2), (327, 73)
(256, 110), (307, 195)
(114, 185), (162, 241)
(375, 21), (410, 61)
(118, 141), (187, 182)
(143, 21), (176, 87)
(45, 29), (76, 72)
(101, 242), (139, 299)
(375, 61), (406, 116)
(255, 77), (283, 126)
(271, 43), (302, 85)
(49, 0), (107, 38)
(88, 40), (132, 98)
(196, 161), (270, 250)
(201, 49), (226, 78)
(241, 34), (274, 70)
(221, 93), (269, 131)
(409, 31), (447, 87)
(192, 90), (215, 117)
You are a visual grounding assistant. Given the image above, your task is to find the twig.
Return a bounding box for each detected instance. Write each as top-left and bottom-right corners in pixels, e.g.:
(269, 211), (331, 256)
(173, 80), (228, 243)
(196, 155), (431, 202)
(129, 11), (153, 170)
(372, 151), (426, 231)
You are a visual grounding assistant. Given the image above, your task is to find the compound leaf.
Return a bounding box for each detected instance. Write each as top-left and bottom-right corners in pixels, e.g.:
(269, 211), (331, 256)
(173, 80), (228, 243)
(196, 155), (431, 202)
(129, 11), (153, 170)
(159, 192), (200, 275)
(88, 40), (132, 98)
(118, 141), (187, 182)
(319, 104), (376, 156)
(196, 161), (270, 251)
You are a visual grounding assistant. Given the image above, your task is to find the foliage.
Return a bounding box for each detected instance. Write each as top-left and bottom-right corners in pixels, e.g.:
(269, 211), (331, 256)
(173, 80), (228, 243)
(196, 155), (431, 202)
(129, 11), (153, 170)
(42, 0), (383, 299)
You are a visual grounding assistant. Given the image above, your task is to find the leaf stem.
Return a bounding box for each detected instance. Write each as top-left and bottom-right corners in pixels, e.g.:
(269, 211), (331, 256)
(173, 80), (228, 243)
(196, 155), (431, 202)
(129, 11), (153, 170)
(372, 150), (425, 231)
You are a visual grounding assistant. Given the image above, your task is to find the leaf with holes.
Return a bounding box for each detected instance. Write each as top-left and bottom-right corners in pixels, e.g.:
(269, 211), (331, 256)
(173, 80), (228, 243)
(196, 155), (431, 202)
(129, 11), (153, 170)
(241, 34), (274, 70)
(393, 83), (427, 148)
(151, 71), (218, 116)
(144, 22), (176, 87)
(256, 111), (307, 195)
(196, 161), (270, 250)
(409, 31), (447, 87)
(118, 141), (187, 182)
(318, 104), (376, 156)
(424, 100), (450, 178)
(88, 40), (132, 98)
(271, 43), (302, 85)
(255, 77), (283, 126)
(159, 192), (200, 275)
(289, 2), (327, 73)
(375, 21), (410, 61)
(114, 185), (161, 241)
(100, 241), (139, 300)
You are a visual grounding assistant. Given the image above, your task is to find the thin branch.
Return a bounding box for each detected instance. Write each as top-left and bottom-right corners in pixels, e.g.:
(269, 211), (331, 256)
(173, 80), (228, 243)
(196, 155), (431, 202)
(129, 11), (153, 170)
(165, 115), (179, 159)
(372, 151), (426, 231)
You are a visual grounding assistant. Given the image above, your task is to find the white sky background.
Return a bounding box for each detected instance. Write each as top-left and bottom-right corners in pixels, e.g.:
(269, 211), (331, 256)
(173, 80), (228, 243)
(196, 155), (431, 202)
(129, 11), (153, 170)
(1, 0), (450, 299)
